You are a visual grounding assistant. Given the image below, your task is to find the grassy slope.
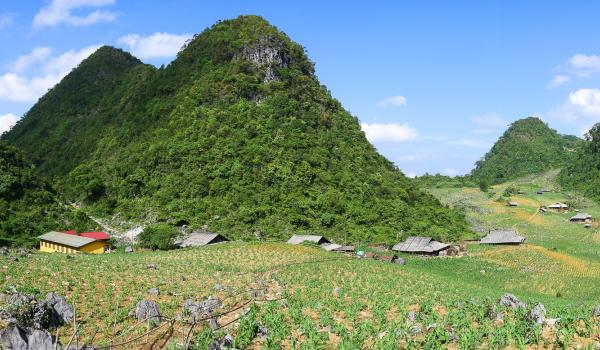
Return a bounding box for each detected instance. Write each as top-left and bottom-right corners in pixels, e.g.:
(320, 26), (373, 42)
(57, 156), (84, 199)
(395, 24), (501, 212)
(2, 172), (599, 348)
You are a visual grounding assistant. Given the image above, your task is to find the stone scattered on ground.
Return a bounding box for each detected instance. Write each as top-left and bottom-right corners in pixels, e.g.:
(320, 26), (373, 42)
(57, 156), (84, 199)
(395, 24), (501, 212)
(148, 288), (160, 296)
(0, 291), (73, 330)
(208, 334), (233, 350)
(499, 293), (527, 309)
(179, 298), (222, 323)
(0, 324), (54, 350)
(147, 263), (158, 270)
(130, 300), (161, 327)
(125, 246), (134, 253)
(527, 303), (546, 325)
(592, 305), (600, 317)
(393, 257), (406, 265)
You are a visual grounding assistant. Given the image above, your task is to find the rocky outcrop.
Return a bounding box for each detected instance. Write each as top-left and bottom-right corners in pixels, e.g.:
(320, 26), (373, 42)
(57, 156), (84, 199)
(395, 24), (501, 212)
(0, 325), (54, 350)
(240, 36), (292, 83)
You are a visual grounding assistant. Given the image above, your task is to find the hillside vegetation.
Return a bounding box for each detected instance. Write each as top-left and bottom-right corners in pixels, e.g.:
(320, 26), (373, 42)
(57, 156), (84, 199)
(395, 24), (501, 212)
(2, 16), (470, 244)
(471, 117), (582, 184)
(559, 122), (600, 201)
(0, 142), (94, 245)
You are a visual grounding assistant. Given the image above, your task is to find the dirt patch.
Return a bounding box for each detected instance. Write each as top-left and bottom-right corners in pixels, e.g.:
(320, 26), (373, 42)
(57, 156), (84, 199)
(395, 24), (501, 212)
(511, 196), (541, 208)
(593, 233), (600, 244)
(512, 209), (543, 225)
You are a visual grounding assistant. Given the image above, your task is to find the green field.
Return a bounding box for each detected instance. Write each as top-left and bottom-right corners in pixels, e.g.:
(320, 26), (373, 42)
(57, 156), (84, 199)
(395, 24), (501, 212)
(2, 173), (600, 349)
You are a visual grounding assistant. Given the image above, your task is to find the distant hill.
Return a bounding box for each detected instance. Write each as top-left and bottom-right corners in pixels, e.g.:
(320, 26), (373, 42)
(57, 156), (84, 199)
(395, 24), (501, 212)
(470, 117), (582, 184)
(0, 142), (94, 246)
(2, 16), (470, 243)
(558, 123), (600, 200)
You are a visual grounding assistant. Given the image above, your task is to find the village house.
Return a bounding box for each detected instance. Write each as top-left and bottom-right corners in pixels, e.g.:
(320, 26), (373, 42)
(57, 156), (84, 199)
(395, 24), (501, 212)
(507, 201), (518, 207)
(548, 203), (568, 212)
(287, 235), (332, 245)
(480, 230), (525, 245)
(392, 236), (450, 255)
(39, 231), (111, 254)
(175, 232), (229, 248)
(569, 213), (593, 224)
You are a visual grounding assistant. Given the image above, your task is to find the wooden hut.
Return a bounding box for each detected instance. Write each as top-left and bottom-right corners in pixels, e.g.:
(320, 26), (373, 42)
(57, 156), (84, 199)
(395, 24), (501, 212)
(175, 232), (229, 248)
(287, 235), (331, 245)
(569, 213), (593, 224)
(507, 201), (518, 207)
(392, 237), (450, 255)
(480, 230), (525, 245)
(548, 203), (568, 212)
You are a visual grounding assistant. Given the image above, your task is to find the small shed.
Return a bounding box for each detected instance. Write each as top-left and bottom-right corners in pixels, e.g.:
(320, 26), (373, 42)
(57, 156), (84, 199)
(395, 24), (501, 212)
(548, 203), (568, 211)
(569, 213), (593, 223)
(287, 235), (331, 245)
(39, 231), (110, 254)
(175, 232), (229, 248)
(332, 245), (355, 253)
(507, 201), (518, 207)
(480, 230), (525, 245)
(392, 237), (450, 255)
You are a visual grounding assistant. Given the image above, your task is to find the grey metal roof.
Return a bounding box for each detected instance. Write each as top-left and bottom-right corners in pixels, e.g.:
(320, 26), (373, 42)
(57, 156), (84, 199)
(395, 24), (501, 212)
(548, 202), (568, 209)
(38, 231), (96, 248)
(333, 245), (355, 252)
(175, 232), (229, 247)
(392, 236), (449, 253)
(480, 230), (525, 244)
(508, 201), (518, 206)
(287, 235), (331, 245)
(570, 213), (592, 221)
(321, 243), (342, 251)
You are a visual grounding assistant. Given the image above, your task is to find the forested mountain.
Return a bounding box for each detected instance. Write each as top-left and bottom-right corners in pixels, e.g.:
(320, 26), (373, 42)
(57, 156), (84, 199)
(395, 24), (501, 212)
(2, 15), (471, 243)
(470, 117), (582, 184)
(558, 123), (600, 200)
(0, 142), (94, 246)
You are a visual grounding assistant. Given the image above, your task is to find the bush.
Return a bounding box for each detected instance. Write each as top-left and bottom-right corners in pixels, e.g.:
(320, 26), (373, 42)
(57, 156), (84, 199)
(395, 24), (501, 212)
(137, 223), (180, 250)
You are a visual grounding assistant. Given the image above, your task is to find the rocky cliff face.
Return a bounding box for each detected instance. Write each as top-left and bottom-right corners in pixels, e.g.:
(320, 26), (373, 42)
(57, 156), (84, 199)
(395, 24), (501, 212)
(240, 36), (292, 82)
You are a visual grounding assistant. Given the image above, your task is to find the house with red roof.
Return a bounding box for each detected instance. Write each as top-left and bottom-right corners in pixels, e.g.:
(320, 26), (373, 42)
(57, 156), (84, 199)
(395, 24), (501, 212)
(79, 232), (111, 241)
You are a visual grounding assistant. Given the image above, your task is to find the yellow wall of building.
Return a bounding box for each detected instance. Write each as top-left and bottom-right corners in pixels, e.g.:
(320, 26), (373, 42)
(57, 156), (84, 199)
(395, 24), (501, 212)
(39, 240), (109, 254)
(80, 241), (109, 254)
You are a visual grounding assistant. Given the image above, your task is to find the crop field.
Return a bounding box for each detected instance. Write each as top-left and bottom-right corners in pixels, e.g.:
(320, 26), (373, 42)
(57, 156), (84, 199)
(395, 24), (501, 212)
(2, 174), (600, 349)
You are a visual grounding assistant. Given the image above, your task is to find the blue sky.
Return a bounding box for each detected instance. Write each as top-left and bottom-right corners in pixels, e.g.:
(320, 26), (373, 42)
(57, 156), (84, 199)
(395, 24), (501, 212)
(2, 1), (600, 176)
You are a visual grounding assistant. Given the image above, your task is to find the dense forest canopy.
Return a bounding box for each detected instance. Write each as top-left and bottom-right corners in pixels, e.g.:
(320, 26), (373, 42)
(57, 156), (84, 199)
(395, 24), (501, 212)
(0, 142), (94, 246)
(470, 117), (583, 184)
(2, 16), (472, 244)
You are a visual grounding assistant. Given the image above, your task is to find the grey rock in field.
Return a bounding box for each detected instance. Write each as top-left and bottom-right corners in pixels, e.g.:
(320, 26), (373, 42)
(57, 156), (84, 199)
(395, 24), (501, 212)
(208, 334), (233, 350)
(125, 246), (133, 253)
(257, 323), (268, 339)
(593, 305), (600, 317)
(499, 293), (527, 309)
(147, 263), (158, 270)
(214, 284), (224, 291)
(148, 288), (160, 296)
(393, 257), (406, 265)
(38, 292), (74, 328)
(208, 317), (219, 330)
(527, 303), (546, 325)
(179, 298), (222, 323)
(409, 324), (422, 335)
(545, 318), (560, 326)
(0, 325), (54, 350)
(131, 300), (161, 327)
(406, 311), (417, 323)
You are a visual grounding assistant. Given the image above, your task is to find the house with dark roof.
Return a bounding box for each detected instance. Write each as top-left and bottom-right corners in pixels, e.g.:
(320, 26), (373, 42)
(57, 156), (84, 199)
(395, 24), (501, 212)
(548, 203), (568, 211)
(39, 231), (110, 254)
(287, 235), (331, 245)
(392, 237), (450, 255)
(480, 230), (525, 245)
(569, 213), (593, 223)
(175, 232), (229, 248)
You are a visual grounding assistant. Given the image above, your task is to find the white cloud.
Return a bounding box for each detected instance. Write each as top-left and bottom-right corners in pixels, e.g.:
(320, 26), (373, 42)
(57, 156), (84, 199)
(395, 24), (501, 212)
(33, 0), (116, 28)
(451, 138), (491, 149)
(548, 88), (600, 129)
(547, 74), (570, 88)
(117, 32), (191, 59)
(0, 14), (14, 31)
(568, 54), (600, 73)
(377, 95), (407, 108)
(0, 113), (19, 134)
(471, 113), (506, 128)
(442, 168), (459, 176)
(360, 122), (419, 142)
(0, 45), (100, 103)
(568, 88), (600, 116)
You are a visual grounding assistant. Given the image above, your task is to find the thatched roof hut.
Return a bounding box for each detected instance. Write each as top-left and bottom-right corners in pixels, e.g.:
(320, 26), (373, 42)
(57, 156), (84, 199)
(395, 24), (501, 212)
(569, 213), (593, 223)
(175, 232), (229, 247)
(287, 235), (331, 245)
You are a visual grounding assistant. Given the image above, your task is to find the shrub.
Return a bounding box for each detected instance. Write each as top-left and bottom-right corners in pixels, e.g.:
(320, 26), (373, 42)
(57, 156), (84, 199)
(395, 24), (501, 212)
(137, 223), (180, 250)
